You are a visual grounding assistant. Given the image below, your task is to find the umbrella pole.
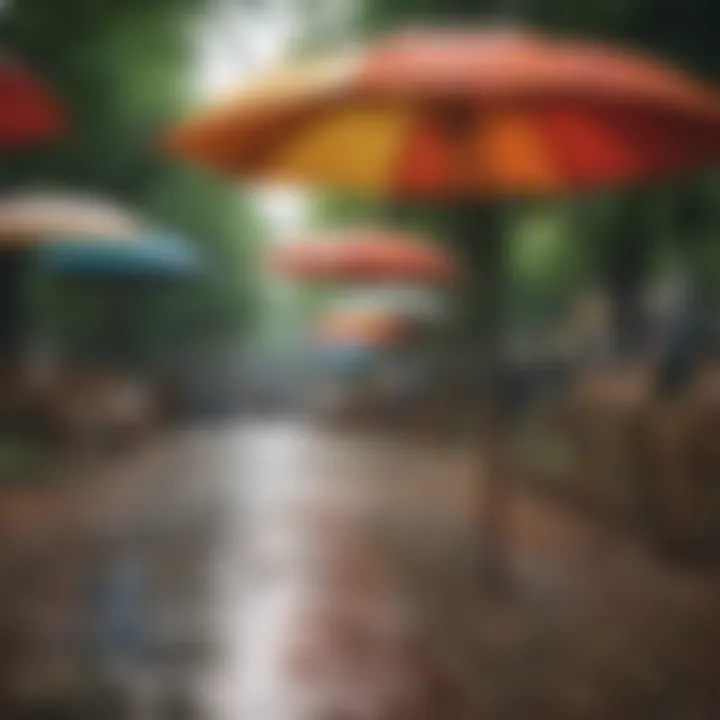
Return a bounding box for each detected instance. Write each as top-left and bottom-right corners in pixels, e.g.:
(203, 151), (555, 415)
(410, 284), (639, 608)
(454, 203), (513, 589)
(606, 192), (651, 359)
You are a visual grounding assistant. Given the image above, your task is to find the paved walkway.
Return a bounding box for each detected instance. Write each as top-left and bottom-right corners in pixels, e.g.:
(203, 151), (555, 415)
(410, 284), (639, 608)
(5, 421), (720, 718)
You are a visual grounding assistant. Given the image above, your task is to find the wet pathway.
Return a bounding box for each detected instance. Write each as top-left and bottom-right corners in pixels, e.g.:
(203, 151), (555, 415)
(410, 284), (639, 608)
(196, 423), (418, 719)
(192, 421), (720, 720)
(12, 421), (716, 718)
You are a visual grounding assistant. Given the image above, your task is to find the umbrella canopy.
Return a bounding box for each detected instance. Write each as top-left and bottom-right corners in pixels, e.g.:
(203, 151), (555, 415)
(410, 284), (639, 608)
(274, 229), (458, 283)
(166, 28), (720, 197)
(316, 311), (414, 347)
(0, 192), (144, 245)
(37, 232), (203, 278)
(0, 57), (65, 149)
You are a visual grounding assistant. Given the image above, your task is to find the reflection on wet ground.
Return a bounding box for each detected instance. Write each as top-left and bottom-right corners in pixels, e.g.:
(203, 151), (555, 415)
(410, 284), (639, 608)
(1, 421), (720, 718)
(200, 423), (720, 719)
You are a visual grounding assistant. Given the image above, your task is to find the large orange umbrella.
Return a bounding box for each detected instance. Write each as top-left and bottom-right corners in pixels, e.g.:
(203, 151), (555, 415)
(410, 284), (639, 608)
(0, 57), (65, 150)
(166, 28), (720, 196)
(275, 229), (458, 284)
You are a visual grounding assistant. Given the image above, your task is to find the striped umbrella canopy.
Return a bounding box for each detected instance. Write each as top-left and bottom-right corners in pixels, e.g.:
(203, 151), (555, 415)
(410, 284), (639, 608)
(37, 232), (203, 278)
(0, 56), (65, 150)
(166, 28), (720, 197)
(274, 229), (458, 284)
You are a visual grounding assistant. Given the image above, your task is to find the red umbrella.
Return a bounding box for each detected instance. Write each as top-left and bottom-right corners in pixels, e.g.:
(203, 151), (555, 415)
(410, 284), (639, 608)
(274, 229), (458, 284)
(0, 56), (65, 149)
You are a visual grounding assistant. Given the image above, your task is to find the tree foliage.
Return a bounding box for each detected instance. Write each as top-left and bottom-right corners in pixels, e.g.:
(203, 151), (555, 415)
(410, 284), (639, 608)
(0, 0), (261, 364)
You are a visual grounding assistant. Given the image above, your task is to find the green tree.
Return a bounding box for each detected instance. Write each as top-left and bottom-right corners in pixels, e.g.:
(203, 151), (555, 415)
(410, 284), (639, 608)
(0, 0), (261, 364)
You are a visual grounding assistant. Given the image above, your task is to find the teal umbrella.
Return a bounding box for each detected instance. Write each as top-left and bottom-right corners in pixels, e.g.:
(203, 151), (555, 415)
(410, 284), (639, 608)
(39, 232), (205, 367)
(37, 232), (203, 278)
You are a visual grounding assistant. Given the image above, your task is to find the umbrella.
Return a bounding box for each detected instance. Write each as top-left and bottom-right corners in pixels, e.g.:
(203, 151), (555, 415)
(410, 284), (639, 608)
(37, 232), (203, 278)
(0, 56), (65, 149)
(166, 29), (720, 196)
(37, 232), (204, 367)
(275, 229), (458, 284)
(0, 192), (144, 362)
